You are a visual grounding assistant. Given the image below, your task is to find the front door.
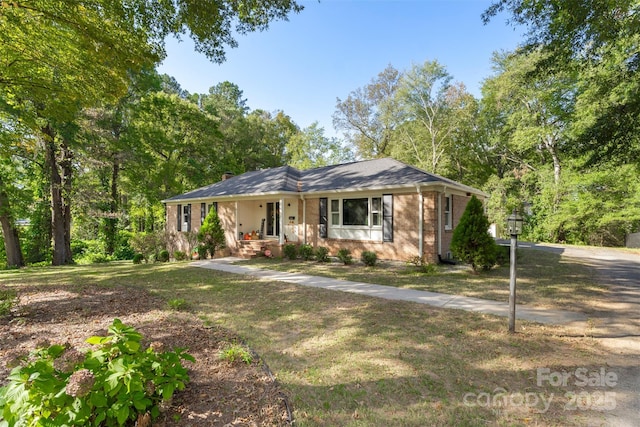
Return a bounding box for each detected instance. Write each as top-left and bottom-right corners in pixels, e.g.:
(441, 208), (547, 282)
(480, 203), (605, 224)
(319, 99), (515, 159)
(266, 202), (280, 237)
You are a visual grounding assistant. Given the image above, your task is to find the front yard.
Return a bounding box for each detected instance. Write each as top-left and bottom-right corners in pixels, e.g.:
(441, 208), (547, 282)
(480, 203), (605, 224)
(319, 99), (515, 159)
(0, 256), (614, 426)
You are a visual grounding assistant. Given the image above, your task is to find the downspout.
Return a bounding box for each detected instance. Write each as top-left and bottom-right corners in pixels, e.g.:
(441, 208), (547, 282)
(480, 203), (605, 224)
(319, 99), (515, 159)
(417, 186), (423, 258)
(279, 197), (285, 245)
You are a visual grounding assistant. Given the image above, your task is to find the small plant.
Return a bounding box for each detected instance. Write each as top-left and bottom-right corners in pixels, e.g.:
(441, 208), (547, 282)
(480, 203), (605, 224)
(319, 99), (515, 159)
(173, 250), (187, 261)
(315, 246), (330, 263)
(168, 298), (188, 311)
(219, 343), (253, 365)
(337, 248), (353, 265)
(407, 255), (437, 274)
(299, 244), (314, 261)
(0, 318), (194, 426)
(0, 289), (17, 317)
(133, 253), (144, 264)
(283, 243), (298, 260)
(361, 250), (377, 266)
(157, 249), (170, 262)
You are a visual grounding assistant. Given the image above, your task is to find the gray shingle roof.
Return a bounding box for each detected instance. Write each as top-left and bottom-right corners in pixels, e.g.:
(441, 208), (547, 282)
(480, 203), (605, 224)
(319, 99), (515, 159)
(164, 158), (482, 202)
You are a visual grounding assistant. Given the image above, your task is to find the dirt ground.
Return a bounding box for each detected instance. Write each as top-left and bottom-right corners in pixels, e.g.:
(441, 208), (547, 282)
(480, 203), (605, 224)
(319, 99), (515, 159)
(0, 284), (292, 426)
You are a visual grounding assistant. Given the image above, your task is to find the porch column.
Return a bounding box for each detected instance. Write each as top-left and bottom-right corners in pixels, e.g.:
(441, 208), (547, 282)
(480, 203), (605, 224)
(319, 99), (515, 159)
(301, 196), (307, 244)
(279, 197), (285, 245)
(234, 202), (239, 248)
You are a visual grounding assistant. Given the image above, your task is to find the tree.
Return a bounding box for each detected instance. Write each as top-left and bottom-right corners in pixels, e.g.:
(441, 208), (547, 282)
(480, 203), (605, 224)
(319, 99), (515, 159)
(334, 65), (400, 158)
(391, 60), (461, 175)
(483, 0), (640, 166)
(286, 122), (354, 170)
(198, 206), (225, 259)
(450, 196), (498, 272)
(1, 1), (303, 265)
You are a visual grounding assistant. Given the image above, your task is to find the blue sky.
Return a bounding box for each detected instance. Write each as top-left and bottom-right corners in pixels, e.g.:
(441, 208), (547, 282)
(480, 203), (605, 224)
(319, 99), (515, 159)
(157, 0), (524, 138)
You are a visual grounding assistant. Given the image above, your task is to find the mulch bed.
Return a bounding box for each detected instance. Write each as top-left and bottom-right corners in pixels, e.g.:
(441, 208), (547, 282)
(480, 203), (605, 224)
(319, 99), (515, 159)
(0, 284), (292, 426)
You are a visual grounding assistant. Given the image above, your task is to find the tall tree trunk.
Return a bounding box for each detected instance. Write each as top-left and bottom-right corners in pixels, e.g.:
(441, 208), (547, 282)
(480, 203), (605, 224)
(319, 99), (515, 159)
(43, 123), (73, 265)
(0, 174), (24, 268)
(104, 158), (120, 254)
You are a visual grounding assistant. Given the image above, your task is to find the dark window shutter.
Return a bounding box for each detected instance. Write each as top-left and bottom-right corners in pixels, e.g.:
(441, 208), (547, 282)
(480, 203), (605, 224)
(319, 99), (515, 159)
(383, 194), (393, 242)
(319, 197), (328, 238)
(177, 204), (182, 231)
(186, 204), (192, 232)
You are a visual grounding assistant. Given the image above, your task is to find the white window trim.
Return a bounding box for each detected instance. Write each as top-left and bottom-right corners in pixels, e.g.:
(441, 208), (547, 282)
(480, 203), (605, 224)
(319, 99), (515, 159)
(444, 195), (452, 231)
(328, 196), (383, 241)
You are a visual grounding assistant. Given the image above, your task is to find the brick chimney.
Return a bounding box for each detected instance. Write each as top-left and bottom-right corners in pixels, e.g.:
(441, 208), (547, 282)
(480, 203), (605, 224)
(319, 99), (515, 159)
(297, 181), (303, 192)
(221, 172), (234, 181)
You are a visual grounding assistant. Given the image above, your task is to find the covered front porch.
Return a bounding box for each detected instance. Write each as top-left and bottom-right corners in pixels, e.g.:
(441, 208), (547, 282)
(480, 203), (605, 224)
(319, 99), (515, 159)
(230, 196), (302, 258)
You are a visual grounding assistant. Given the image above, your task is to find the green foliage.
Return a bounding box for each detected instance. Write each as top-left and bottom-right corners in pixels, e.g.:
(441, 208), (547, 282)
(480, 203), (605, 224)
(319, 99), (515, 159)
(0, 289), (16, 317)
(130, 232), (166, 262)
(299, 244), (315, 261)
(157, 250), (170, 263)
(337, 249), (353, 265)
(173, 250), (187, 261)
(361, 251), (377, 267)
(0, 319), (194, 426)
(198, 207), (226, 259)
(219, 344), (253, 365)
(450, 196), (499, 272)
(132, 253), (144, 265)
(167, 298), (188, 311)
(315, 247), (330, 263)
(407, 256), (437, 274)
(283, 244), (298, 260)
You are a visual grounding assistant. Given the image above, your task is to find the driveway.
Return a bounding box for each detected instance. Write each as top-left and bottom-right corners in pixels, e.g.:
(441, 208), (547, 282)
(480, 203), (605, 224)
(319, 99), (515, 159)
(519, 242), (640, 426)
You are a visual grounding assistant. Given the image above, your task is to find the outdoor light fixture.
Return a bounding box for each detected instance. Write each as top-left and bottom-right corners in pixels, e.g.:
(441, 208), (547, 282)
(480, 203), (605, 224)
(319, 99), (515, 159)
(507, 210), (524, 236)
(507, 208), (524, 333)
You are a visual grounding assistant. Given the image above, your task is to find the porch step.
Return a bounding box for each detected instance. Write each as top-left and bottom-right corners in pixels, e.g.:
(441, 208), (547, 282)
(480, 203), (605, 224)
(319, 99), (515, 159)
(237, 240), (266, 259)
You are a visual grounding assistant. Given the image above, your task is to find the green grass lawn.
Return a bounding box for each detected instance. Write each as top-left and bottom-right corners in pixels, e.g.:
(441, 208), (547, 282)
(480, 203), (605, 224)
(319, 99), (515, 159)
(0, 260), (611, 426)
(241, 248), (607, 314)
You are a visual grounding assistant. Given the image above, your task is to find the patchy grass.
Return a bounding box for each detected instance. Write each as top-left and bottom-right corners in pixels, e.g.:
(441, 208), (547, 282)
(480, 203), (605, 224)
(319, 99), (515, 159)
(241, 248), (607, 313)
(0, 262), (612, 426)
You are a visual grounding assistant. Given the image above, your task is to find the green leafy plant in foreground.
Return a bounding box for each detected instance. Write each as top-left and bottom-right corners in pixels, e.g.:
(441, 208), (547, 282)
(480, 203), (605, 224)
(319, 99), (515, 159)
(0, 319), (194, 426)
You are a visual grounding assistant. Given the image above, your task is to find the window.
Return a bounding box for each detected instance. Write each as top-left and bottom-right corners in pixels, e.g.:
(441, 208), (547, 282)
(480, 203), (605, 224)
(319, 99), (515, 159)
(444, 195), (452, 230)
(200, 203), (206, 225)
(183, 204), (191, 232)
(371, 197), (381, 226)
(177, 204), (182, 231)
(343, 198), (369, 225)
(331, 199), (340, 225)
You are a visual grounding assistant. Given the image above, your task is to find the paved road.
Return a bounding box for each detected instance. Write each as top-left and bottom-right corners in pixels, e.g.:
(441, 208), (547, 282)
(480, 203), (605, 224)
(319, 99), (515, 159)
(518, 242), (640, 427)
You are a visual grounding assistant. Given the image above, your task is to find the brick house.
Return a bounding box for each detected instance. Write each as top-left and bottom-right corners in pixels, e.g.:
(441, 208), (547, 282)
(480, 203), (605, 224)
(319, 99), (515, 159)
(163, 158), (486, 262)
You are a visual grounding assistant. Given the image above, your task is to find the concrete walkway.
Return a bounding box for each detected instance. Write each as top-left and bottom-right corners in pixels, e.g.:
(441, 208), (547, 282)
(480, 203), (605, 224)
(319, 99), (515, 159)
(191, 257), (586, 325)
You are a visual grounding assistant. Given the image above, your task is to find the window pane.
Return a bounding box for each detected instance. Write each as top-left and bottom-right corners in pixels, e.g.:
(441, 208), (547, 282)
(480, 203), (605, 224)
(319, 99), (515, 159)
(372, 197), (381, 212)
(331, 199), (339, 212)
(343, 198), (368, 225)
(332, 213), (339, 225)
(372, 212), (381, 226)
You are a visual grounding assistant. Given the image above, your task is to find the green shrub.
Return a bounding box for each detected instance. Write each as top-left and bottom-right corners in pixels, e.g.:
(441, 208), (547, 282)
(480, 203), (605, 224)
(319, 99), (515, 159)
(0, 319), (194, 426)
(450, 195), (499, 272)
(113, 231), (136, 260)
(173, 250), (187, 261)
(337, 248), (353, 265)
(157, 249), (170, 262)
(407, 255), (437, 274)
(283, 243), (298, 260)
(0, 290), (16, 317)
(361, 251), (377, 266)
(315, 246), (330, 263)
(133, 253), (144, 264)
(198, 206), (225, 258)
(299, 244), (314, 261)
(219, 343), (253, 365)
(167, 298), (188, 311)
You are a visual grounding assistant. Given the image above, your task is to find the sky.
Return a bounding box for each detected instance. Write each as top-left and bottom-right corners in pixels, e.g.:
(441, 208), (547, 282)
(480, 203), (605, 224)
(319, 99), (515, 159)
(157, 0), (525, 138)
